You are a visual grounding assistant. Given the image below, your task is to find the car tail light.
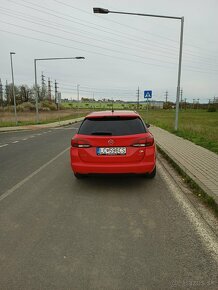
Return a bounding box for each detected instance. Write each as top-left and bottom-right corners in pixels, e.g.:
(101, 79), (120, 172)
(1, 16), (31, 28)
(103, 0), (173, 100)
(71, 138), (91, 148)
(131, 136), (154, 147)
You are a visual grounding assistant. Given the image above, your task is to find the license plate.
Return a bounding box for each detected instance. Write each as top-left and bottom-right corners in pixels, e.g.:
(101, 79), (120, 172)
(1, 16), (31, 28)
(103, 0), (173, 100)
(96, 147), (126, 155)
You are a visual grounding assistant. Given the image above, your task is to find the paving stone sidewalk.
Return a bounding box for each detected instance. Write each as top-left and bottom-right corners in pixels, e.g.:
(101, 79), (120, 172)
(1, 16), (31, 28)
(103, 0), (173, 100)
(150, 126), (218, 203)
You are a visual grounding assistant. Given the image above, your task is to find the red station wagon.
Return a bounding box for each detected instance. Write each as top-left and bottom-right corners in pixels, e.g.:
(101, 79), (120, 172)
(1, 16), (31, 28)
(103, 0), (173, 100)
(70, 110), (156, 178)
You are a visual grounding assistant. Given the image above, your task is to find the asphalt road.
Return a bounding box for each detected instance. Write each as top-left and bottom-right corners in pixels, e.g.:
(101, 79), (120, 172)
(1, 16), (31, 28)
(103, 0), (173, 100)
(0, 125), (217, 290)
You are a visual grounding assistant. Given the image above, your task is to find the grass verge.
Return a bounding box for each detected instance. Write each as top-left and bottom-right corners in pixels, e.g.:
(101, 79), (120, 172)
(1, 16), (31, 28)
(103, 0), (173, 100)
(140, 109), (218, 154)
(157, 145), (218, 217)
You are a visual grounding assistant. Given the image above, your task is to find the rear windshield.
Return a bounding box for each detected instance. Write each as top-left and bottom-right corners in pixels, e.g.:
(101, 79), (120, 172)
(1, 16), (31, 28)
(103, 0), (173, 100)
(78, 117), (147, 136)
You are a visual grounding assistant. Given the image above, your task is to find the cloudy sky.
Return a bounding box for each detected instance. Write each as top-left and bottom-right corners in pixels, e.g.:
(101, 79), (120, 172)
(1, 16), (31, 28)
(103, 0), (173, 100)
(1, 0), (218, 103)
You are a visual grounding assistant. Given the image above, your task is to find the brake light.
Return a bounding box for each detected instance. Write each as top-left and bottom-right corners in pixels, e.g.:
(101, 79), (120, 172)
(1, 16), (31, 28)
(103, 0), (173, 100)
(71, 138), (91, 148)
(131, 136), (154, 147)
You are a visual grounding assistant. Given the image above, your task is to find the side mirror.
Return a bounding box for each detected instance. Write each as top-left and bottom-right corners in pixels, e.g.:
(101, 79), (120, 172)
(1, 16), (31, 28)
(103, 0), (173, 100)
(146, 123), (150, 128)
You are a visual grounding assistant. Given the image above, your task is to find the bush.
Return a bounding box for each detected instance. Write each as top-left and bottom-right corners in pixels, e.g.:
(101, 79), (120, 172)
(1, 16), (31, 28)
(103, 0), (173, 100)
(207, 107), (216, 112)
(40, 101), (57, 111)
(40, 107), (50, 112)
(17, 102), (35, 112)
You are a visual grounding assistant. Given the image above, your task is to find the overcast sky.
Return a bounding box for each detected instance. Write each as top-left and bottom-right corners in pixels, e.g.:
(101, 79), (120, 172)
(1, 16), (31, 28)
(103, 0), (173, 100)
(1, 0), (218, 103)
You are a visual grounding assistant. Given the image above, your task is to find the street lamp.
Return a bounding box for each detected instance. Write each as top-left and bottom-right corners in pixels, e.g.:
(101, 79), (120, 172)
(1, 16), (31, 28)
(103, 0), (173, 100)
(34, 56), (85, 123)
(10, 52), (18, 125)
(77, 84), (80, 117)
(93, 8), (184, 131)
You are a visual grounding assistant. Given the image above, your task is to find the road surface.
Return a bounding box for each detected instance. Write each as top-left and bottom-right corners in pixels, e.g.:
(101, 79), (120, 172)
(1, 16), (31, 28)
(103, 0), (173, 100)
(0, 125), (217, 289)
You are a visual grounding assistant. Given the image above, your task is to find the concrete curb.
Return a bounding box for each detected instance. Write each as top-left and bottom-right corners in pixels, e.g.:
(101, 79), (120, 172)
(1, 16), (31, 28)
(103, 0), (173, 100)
(0, 117), (84, 132)
(156, 141), (218, 205)
(149, 126), (218, 206)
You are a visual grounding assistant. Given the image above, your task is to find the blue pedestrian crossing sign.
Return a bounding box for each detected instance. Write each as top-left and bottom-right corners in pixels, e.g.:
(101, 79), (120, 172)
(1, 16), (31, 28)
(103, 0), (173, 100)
(144, 90), (152, 98)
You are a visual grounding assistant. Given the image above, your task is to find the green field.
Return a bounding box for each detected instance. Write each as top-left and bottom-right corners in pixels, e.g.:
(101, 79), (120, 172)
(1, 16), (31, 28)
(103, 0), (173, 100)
(139, 109), (218, 154)
(62, 101), (146, 110)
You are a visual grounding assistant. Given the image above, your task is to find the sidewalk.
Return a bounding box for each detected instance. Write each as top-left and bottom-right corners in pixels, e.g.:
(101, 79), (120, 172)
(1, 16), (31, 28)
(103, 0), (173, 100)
(150, 126), (218, 204)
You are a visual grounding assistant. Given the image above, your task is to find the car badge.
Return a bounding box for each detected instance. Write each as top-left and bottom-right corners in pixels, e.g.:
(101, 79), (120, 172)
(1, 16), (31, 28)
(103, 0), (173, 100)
(108, 139), (114, 145)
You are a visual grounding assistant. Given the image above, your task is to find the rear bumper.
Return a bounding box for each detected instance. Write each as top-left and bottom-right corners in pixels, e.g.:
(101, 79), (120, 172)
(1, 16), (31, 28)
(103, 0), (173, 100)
(71, 162), (155, 174)
(71, 151), (156, 174)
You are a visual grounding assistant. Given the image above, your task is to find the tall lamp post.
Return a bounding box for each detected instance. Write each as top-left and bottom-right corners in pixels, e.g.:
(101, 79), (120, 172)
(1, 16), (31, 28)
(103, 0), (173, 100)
(34, 56), (85, 123)
(77, 84), (80, 116)
(93, 8), (184, 131)
(10, 52), (18, 125)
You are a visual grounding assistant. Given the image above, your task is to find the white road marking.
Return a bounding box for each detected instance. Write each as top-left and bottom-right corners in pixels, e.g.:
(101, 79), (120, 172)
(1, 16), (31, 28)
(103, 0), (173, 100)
(12, 141), (19, 143)
(0, 144), (8, 148)
(158, 160), (218, 263)
(0, 147), (69, 203)
(22, 138), (28, 141)
(36, 133), (42, 136)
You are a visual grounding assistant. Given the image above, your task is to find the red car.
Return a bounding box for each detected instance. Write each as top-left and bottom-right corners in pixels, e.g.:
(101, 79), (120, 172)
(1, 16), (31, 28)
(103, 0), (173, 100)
(70, 110), (156, 178)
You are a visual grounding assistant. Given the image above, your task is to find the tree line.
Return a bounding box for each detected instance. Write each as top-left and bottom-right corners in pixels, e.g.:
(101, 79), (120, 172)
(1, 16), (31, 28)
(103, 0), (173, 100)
(0, 78), (51, 107)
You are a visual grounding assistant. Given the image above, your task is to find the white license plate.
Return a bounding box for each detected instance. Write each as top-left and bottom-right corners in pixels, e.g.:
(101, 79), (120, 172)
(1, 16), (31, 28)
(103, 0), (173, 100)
(96, 147), (126, 155)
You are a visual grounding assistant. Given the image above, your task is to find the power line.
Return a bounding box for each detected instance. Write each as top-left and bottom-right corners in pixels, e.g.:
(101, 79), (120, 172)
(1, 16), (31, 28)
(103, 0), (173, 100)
(1, 27), (217, 75)
(8, 0), (217, 62)
(1, 4), (217, 65)
(2, 19), (218, 74)
(52, 0), (218, 57)
(1, 8), (217, 69)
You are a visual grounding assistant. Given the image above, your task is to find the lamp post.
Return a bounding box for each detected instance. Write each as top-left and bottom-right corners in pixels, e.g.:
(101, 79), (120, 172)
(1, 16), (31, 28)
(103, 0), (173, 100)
(10, 52), (18, 125)
(93, 8), (184, 131)
(34, 56), (85, 123)
(77, 84), (80, 117)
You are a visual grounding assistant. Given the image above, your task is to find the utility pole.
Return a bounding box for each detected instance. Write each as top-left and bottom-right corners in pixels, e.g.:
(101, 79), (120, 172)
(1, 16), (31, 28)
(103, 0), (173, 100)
(184, 98), (187, 110)
(10, 52), (17, 125)
(54, 80), (59, 109)
(48, 78), (52, 101)
(5, 80), (9, 105)
(197, 98), (199, 109)
(77, 84), (80, 103)
(41, 72), (46, 101)
(164, 90), (168, 109)
(180, 89), (183, 109)
(165, 90), (168, 103)
(193, 99), (195, 109)
(137, 86), (140, 110)
(77, 84), (80, 116)
(0, 78), (3, 106)
(41, 72), (45, 87)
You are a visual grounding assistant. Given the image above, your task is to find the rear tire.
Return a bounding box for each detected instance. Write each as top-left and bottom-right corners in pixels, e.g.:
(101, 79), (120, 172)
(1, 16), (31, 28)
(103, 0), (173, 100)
(74, 173), (86, 179)
(146, 166), (156, 179)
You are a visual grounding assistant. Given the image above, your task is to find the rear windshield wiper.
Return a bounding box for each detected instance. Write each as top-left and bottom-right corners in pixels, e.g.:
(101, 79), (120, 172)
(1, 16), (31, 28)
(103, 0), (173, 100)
(91, 131), (112, 136)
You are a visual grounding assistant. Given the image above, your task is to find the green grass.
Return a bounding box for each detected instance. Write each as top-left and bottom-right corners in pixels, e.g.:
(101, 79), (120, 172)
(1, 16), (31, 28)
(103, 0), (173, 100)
(140, 109), (218, 154)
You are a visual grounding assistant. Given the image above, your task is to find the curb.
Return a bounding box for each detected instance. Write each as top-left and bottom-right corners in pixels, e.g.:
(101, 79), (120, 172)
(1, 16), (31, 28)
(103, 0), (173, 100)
(0, 117), (84, 132)
(156, 143), (218, 212)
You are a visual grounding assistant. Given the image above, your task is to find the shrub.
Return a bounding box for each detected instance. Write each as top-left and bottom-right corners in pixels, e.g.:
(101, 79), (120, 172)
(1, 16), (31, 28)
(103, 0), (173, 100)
(20, 102), (35, 112)
(40, 101), (57, 111)
(40, 107), (50, 112)
(207, 107), (216, 112)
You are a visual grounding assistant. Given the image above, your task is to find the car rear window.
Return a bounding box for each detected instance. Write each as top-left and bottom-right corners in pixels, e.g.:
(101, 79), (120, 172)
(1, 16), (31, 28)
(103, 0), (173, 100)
(78, 117), (147, 136)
